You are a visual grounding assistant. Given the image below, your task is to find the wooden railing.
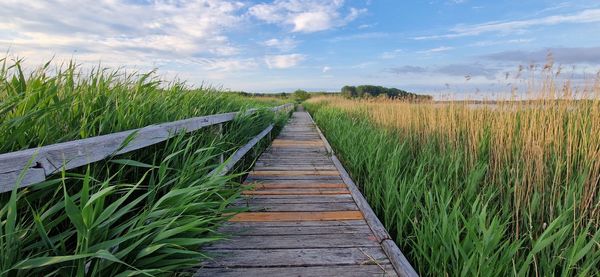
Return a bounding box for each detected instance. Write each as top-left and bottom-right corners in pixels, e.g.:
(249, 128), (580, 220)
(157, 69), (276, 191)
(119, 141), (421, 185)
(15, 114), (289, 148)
(0, 103), (294, 193)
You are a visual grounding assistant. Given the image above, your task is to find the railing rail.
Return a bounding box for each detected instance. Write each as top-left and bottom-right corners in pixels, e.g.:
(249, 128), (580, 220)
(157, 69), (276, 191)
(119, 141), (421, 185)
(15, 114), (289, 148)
(209, 124), (274, 177)
(0, 103), (294, 192)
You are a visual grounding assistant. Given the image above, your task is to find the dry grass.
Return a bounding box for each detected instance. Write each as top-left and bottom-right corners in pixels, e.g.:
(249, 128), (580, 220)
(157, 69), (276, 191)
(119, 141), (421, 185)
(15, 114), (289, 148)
(305, 69), (600, 275)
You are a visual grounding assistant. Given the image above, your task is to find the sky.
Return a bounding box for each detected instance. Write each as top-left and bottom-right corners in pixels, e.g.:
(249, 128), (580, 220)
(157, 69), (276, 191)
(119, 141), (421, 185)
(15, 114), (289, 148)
(1, 0), (600, 98)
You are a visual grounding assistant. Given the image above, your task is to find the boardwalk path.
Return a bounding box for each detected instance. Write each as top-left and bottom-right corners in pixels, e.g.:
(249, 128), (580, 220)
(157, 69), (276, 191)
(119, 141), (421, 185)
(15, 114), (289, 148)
(196, 111), (412, 276)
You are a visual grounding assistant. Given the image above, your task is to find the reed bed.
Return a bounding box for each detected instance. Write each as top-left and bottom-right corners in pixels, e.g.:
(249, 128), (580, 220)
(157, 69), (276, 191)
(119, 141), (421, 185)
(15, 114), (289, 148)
(305, 72), (600, 276)
(0, 58), (284, 153)
(0, 58), (290, 276)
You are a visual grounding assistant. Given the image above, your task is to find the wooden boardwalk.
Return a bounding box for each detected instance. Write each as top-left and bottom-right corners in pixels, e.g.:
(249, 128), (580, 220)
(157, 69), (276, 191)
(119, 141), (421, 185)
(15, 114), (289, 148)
(196, 111), (415, 276)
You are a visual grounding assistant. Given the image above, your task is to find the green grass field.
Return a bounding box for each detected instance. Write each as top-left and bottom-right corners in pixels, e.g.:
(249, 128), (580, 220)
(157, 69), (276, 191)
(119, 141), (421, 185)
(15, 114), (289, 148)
(0, 59), (290, 276)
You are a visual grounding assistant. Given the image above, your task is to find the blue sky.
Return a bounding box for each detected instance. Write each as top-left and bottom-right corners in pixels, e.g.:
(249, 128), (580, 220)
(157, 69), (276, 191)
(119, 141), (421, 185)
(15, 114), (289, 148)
(1, 0), (600, 98)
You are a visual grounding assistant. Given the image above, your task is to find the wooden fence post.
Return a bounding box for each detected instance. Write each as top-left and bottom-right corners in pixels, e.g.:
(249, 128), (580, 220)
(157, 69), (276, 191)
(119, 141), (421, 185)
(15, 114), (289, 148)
(219, 123), (224, 163)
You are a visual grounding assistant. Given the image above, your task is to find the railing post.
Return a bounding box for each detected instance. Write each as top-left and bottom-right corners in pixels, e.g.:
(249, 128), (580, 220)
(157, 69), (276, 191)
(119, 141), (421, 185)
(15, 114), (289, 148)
(218, 123), (224, 163)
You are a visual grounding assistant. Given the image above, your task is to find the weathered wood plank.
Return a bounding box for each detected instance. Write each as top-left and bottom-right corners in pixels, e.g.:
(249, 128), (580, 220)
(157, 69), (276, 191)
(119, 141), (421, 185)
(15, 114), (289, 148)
(0, 168), (46, 192)
(242, 189), (349, 195)
(252, 166), (337, 171)
(195, 264), (398, 277)
(254, 161), (332, 165)
(220, 220), (367, 228)
(199, 247), (390, 268)
(245, 179), (346, 184)
(218, 224), (371, 236)
(250, 170), (340, 176)
(237, 195), (354, 204)
(204, 233), (380, 249)
(246, 176), (343, 181)
(244, 182), (346, 189)
(231, 202), (358, 212)
(229, 211), (364, 222)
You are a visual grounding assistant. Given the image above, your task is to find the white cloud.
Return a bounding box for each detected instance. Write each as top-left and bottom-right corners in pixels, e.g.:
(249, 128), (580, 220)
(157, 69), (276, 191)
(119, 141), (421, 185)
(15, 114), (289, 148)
(192, 58), (258, 72)
(248, 0), (365, 33)
(345, 7), (367, 22)
(263, 37), (299, 52)
(0, 0), (246, 67)
(417, 46), (454, 54)
(322, 66), (331, 73)
(380, 49), (403, 59)
(265, 54), (305, 69)
(328, 32), (388, 42)
(469, 38), (534, 47)
(414, 8), (600, 40)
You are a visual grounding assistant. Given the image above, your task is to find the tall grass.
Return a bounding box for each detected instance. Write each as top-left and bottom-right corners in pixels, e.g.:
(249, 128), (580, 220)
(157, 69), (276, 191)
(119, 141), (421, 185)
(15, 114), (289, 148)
(0, 58), (290, 276)
(0, 57), (284, 153)
(305, 71), (600, 276)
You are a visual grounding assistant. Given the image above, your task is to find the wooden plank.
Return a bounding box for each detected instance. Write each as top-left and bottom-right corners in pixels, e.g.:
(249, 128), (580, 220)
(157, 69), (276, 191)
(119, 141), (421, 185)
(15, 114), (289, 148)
(252, 166), (337, 171)
(242, 194), (354, 200)
(237, 195), (355, 204)
(204, 233), (380, 249)
(220, 220), (368, 228)
(0, 168), (46, 192)
(257, 156), (331, 160)
(265, 148), (327, 152)
(246, 176), (343, 181)
(244, 182), (346, 189)
(259, 153), (329, 158)
(199, 247), (390, 268)
(250, 170), (340, 176)
(254, 160), (332, 164)
(254, 163), (334, 168)
(231, 202), (358, 212)
(242, 189), (349, 195)
(0, 113), (235, 175)
(229, 211), (363, 222)
(218, 224), (372, 236)
(195, 264), (398, 277)
(245, 179), (346, 184)
(271, 140), (324, 145)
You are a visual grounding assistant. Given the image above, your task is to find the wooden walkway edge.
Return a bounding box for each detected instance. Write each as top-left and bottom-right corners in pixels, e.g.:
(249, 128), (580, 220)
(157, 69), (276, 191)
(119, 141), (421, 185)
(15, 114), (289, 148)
(196, 111), (418, 277)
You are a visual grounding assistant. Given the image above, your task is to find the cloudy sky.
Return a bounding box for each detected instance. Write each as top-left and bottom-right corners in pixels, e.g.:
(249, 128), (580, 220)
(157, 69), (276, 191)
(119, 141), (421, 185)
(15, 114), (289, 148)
(1, 0), (600, 97)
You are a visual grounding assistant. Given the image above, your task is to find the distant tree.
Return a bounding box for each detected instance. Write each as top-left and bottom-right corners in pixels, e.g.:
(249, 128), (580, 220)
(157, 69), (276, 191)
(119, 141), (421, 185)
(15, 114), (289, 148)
(293, 89), (311, 102)
(341, 86), (357, 98)
(339, 85), (432, 101)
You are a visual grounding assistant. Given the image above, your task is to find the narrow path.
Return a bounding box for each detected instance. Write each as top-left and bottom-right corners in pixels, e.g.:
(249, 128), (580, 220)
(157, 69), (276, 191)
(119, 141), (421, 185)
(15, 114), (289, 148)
(196, 111), (400, 276)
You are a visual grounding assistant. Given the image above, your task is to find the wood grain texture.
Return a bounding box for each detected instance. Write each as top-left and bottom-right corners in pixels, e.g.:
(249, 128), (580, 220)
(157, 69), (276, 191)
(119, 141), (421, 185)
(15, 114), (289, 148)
(231, 201), (358, 212)
(196, 264), (398, 277)
(245, 182), (346, 189)
(242, 188), (350, 195)
(250, 170), (340, 176)
(236, 195), (354, 204)
(229, 211), (364, 221)
(199, 247), (390, 268)
(204, 233), (380, 249)
(218, 224), (372, 236)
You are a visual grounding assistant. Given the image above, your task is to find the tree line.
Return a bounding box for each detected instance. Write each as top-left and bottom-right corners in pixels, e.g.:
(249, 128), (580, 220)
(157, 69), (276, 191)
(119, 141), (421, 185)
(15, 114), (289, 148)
(341, 85), (432, 100)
